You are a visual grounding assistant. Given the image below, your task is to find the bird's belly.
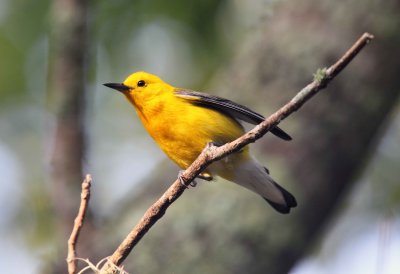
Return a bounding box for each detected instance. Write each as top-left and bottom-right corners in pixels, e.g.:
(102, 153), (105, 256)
(152, 125), (212, 169)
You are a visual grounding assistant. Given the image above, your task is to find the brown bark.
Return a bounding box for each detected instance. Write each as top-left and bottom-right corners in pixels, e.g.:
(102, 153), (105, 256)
(67, 175), (92, 274)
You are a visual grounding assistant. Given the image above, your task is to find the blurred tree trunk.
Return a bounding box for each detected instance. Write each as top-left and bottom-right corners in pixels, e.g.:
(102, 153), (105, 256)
(47, 0), (93, 272)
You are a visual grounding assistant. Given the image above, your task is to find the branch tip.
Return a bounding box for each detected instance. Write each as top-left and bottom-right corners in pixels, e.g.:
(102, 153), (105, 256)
(67, 174), (92, 274)
(363, 32), (375, 42)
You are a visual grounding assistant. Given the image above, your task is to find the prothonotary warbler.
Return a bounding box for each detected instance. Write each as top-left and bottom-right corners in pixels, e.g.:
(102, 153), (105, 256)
(104, 72), (297, 214)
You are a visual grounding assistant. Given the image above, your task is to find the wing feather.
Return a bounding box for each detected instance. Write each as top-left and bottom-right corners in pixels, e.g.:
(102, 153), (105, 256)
(175, 90), (292, 141)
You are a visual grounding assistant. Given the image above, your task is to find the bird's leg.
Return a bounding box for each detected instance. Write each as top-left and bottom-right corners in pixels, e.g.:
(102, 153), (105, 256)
(178, 170), (197, 188)
(179, 142), (220, 187)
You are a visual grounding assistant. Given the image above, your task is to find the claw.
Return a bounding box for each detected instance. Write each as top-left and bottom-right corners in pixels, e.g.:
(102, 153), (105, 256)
(178, 170), (188, 188)
(178, 171), (197, 188)
(207, 141), (223, 148)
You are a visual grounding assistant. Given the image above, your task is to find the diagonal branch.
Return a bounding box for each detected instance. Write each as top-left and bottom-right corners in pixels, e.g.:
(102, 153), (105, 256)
(100, 32), (374, 273)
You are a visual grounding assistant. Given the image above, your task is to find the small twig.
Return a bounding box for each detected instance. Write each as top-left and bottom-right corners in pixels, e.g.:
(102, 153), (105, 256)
(100, 33), (374, 273)
(67, 174), (92, 274)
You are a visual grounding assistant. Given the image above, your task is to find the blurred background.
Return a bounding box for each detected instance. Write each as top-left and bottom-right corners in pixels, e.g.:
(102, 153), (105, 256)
(0, 0), (399, 273)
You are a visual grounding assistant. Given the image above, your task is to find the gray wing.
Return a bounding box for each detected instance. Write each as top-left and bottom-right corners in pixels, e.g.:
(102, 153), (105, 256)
(175, 90), (292, 141)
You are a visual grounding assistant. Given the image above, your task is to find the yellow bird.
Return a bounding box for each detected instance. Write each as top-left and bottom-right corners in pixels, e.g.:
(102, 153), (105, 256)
(104, 72), (297, 214)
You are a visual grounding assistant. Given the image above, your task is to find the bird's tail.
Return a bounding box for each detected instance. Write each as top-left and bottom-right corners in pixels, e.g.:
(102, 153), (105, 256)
(219, 157), (297, 214)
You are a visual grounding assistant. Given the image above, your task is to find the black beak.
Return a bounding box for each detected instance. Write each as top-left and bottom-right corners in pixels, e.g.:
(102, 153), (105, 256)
(103, 83), (131, 92)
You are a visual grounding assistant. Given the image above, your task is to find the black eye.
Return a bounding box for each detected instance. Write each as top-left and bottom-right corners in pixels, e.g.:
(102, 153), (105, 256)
(137, 80), (146, 87)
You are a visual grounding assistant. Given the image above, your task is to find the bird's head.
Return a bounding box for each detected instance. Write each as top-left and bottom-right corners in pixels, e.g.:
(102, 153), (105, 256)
(104, 71), (174, 106)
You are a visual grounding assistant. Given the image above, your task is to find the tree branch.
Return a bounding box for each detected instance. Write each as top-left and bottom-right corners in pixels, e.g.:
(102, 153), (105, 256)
(67, 174), (92, 274)
(100, 32), (374, 273)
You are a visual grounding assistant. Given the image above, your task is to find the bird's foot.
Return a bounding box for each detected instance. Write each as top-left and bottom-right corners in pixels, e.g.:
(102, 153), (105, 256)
(178, 171), (197, 188)
(207, 141), (223, 148)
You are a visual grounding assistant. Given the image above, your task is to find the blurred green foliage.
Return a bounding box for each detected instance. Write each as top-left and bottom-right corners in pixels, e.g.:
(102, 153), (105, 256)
(94, 0), (230, 85)
(0, 0), (50, 101)
(0, 0), (230, 103)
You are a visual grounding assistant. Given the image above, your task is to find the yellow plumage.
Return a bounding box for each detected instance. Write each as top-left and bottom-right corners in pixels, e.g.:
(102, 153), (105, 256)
(104, 71), (297, 214)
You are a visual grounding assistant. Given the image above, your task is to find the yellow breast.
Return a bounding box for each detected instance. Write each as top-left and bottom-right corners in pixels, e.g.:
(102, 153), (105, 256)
(134, 93), (245, 169)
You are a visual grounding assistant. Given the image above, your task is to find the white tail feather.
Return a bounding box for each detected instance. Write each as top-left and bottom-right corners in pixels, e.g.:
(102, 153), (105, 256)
(231, 158), (286, 205)
(209, 155), (296, 213)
